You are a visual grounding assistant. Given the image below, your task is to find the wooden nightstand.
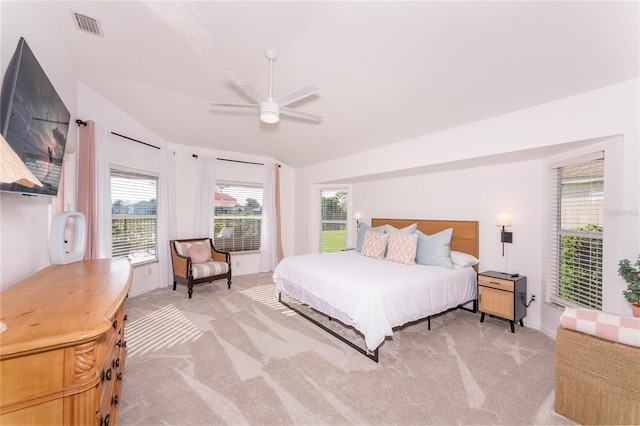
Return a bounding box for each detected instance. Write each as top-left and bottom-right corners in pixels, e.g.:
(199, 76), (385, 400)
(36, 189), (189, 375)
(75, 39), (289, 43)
(478, 271), (527, 333)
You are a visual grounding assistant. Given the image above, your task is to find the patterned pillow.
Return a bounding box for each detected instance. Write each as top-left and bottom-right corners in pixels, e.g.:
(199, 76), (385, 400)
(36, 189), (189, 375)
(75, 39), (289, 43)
(561, 308), (640, 348)
(360, 230), (389, 259)
(355, 223), (386, 252)
(386, 233), (418, 265)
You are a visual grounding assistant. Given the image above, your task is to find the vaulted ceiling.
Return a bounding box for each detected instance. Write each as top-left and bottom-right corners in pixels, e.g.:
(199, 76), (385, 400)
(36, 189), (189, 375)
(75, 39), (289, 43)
(44, 1), (638, 168)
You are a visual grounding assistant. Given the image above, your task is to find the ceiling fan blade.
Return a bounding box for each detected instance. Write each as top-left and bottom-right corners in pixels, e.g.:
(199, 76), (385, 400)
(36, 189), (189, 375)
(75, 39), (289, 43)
(280, 106), (323, 122)
(224, 71), (264, 103)
(276, 85), (320, 107)
(209, 102), (257, 108)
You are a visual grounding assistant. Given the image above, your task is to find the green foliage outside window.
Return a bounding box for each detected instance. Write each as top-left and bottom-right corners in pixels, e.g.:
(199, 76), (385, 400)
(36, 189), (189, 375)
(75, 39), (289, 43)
(559, 224), (603, 310)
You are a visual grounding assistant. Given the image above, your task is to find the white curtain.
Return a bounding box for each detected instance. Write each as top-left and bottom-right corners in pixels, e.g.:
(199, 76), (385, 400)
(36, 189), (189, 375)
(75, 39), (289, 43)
(193, 155), (216, 238)
(95, 126), (112, 259)
(260, 164), (277, 271)
(158, 148), (177, 288)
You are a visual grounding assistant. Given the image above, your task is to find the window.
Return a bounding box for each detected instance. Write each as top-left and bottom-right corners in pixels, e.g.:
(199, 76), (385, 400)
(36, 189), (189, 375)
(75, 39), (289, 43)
(547, 152), (604, 310)
(320, 189), (348, 252)
(111, 169), (158, 264)
(213, 183), (262, 252)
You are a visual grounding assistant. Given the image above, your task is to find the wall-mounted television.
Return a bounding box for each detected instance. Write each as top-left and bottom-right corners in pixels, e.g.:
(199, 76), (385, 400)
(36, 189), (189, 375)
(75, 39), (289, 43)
(0, 37), (70, 197)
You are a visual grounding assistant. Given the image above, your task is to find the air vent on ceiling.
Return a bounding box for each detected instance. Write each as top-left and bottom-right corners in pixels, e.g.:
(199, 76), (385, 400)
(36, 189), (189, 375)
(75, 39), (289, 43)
(72, 11), (103, 37)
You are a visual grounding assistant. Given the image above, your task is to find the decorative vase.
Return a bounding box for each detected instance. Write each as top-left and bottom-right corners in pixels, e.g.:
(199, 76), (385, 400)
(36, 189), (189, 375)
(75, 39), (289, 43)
(632, 303), (640, 318)
(50, 204), (87, 265)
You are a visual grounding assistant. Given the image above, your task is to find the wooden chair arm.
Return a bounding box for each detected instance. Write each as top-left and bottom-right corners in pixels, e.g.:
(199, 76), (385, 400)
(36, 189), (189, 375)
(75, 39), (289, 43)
(208, 240), (231, 264)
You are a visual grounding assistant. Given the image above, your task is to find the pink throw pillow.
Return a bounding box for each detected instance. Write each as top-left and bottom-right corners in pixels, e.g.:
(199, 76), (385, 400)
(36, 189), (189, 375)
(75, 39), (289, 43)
(386, 233), (418, 265)
(188, 243), (210, 264)
(361, 230), (389, 259)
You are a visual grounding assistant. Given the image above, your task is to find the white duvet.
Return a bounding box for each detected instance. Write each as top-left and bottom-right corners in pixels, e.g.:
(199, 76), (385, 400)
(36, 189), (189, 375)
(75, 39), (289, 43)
(273, 250), (477, 351)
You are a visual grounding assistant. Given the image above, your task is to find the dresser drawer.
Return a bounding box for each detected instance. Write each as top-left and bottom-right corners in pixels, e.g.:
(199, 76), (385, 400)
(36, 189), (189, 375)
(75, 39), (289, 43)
(478, 275), (514, 292)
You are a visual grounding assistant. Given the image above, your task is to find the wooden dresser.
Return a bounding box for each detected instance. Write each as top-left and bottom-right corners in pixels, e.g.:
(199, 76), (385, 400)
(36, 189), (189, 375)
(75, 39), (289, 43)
(0, 258), (132, 425)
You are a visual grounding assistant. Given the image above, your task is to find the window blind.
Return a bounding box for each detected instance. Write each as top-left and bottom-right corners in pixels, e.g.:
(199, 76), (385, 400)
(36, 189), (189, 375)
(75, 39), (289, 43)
(111, 169), (158, 264)
(320, 189), (348, 252)
(213, 183), (263, 252)
(547, 152), (604, 309)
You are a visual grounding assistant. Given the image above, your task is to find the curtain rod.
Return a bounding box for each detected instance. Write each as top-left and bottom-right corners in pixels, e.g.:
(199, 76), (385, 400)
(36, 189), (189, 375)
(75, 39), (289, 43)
(111, 132), (160, 150)
(192, 155), (280, 167)
(76, 119), (160, 150)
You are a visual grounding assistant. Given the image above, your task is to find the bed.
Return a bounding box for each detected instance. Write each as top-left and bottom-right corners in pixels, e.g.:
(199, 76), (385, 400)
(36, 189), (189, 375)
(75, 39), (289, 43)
(273, 218), (479, 362)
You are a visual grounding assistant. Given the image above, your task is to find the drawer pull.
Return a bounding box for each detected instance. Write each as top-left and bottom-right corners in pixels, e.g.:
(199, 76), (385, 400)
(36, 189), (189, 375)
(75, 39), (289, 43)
(112, 358), (120, 368)
(112, 320), (118, 330)
(112, 395), (119, 405)
(105, 368), (112, 381)
(116, 340), (122, 348)
(489, 281), (502, 286)
(117, 372), (123, 381)
(100, 413), (110, 426)
(124, 314), (128, 322)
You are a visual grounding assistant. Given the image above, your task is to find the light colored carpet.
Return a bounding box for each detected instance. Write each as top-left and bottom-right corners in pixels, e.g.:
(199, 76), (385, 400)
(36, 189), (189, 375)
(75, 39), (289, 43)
(119, 272), (575, 425)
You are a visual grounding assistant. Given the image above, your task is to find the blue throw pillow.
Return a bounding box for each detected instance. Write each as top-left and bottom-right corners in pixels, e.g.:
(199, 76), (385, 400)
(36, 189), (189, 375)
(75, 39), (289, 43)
(384, 223), (417, 234)
(355, 223), (385, 252)
(415, 228), (454, 268)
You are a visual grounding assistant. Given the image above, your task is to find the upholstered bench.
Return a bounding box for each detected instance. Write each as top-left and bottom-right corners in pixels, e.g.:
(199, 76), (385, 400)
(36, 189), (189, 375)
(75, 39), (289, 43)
(170, 238), (231, 298)
(554, 308), (640, 425)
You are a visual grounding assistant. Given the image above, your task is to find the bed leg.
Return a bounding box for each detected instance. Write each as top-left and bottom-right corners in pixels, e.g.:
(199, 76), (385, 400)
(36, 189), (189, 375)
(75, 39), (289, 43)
(427, 316), (431, 331)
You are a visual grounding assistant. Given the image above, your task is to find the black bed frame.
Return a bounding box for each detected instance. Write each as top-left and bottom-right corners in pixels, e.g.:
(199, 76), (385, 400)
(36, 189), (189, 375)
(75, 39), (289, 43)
(279, 293), (478, 363)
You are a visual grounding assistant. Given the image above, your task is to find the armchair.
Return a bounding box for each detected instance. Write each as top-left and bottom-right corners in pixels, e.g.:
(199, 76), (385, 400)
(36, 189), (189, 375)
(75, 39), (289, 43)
(170, 238), (232, 298)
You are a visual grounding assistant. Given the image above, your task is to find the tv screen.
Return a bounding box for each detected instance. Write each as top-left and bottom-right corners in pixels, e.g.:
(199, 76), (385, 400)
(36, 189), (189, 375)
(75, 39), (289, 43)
(0, 37), (70, 197)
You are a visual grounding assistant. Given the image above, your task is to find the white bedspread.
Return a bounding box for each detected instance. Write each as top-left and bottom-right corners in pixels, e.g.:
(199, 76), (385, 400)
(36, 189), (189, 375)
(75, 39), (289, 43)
(273, 250), (477, 351)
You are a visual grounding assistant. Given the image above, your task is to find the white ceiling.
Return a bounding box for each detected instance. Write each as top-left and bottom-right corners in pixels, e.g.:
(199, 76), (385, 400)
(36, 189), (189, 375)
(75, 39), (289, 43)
(47, 1), (638, 168)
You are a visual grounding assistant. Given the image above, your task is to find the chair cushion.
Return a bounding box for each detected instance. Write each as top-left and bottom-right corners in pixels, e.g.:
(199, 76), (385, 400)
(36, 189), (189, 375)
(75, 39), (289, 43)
(192, 261), (229, 279)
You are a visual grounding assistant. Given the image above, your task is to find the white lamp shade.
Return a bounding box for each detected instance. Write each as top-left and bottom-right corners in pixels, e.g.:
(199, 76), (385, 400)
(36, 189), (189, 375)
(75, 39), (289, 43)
(260, 101), (280, 123)
(496, 213), (512, 227)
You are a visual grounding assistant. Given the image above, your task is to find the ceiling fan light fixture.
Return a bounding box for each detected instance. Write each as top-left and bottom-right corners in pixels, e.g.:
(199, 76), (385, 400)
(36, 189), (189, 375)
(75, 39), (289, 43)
(260, 101), (280, 124)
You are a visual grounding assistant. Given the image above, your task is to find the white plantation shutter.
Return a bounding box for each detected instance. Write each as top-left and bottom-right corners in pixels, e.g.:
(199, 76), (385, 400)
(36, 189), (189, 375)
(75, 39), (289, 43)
(111, 169), (158, 264)
(547, 152), (604, 309)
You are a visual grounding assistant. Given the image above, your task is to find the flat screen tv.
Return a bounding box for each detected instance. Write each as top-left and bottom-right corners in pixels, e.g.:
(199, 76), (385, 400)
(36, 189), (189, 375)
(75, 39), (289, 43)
(0, 37), (70, 197)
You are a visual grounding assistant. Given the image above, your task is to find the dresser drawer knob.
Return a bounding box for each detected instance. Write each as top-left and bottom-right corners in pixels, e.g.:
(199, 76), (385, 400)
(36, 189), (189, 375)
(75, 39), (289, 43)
(112, 358), (120, 368)
(112, 320), (118, 329)
(105, 368), (112, 381)
(117, 372), (123, 381)
(112, 395), (119, 405)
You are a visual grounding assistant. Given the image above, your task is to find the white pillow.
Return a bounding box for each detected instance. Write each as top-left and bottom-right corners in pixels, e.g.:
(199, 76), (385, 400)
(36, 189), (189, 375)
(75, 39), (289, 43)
(386, 233), (418, 265)
(451, 251), (479, 267)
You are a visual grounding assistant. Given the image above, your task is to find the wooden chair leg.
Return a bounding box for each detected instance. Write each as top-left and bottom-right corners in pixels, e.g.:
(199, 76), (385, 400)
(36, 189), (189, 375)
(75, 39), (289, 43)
(173, 280), (177, 291)
(227, 276), (231, 289)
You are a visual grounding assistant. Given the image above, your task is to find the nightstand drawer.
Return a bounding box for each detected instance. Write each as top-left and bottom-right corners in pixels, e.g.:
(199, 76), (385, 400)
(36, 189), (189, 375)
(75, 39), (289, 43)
(478, 275), (514, 292)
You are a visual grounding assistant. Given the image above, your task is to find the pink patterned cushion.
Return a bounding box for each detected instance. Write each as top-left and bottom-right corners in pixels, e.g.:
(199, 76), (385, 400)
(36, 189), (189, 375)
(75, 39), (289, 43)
(188, 243), (211, 264)
(361, 230), (389, 259)
(386, 233), (418, 265)
(561, 308), (640, 348)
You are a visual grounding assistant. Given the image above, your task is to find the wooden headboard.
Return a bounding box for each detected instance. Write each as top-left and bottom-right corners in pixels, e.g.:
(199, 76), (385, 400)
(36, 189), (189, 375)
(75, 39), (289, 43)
(371, 218), (479, 270)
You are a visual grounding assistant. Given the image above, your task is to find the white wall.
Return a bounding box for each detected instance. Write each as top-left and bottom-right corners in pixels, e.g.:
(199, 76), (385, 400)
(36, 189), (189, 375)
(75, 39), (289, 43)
(79, 84), (294, 295)
(294, 79), (640, 337)
(0, 2), (78, 290)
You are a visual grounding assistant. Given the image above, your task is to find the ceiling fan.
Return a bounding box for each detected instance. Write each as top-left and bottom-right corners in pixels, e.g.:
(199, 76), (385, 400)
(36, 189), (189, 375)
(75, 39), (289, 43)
(209, 49), (322, 124)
